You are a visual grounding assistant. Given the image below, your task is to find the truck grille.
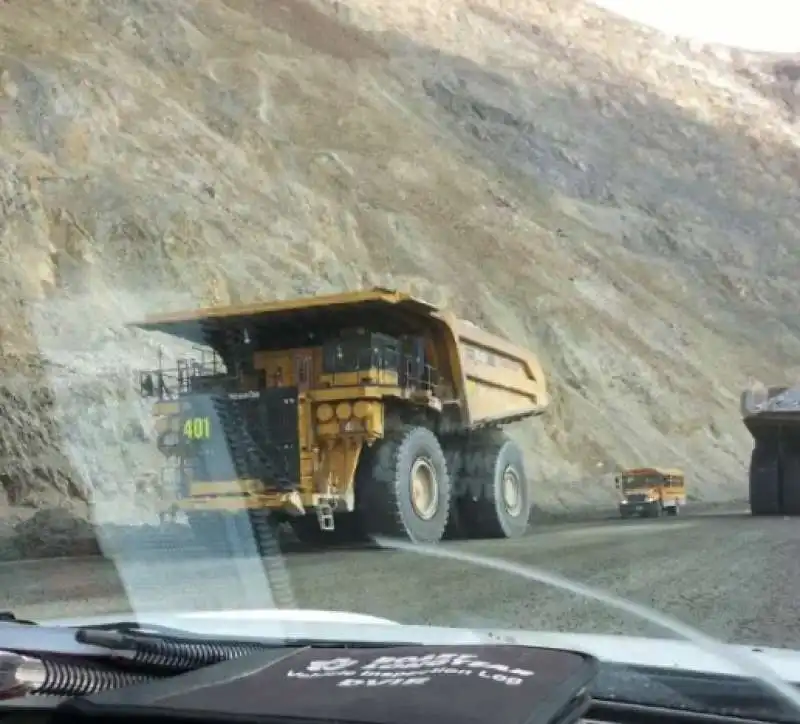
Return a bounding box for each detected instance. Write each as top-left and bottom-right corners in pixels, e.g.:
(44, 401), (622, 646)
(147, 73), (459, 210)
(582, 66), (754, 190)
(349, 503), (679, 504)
(180, 389), (300, 491)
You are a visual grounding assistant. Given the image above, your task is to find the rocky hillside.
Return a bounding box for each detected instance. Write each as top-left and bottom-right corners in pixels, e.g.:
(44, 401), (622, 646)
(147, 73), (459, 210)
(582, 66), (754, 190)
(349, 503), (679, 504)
(1, 0), (798, 522)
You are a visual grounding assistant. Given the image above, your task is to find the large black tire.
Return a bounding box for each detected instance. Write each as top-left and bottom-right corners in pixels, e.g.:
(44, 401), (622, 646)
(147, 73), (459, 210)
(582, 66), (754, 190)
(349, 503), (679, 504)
(781, 448), (800, 516)
(289, 513), (366, 548)
(442, 500), (470, 540)
(749, 438), (782, 516)
(460, 433), (531, 539)
(357, 425), (452, 544)
(442, 445), (470, 540)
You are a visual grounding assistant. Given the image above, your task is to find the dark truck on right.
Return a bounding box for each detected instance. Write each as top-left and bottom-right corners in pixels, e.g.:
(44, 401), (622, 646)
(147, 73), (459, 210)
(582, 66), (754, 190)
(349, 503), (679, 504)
(742, 383), (800, 515)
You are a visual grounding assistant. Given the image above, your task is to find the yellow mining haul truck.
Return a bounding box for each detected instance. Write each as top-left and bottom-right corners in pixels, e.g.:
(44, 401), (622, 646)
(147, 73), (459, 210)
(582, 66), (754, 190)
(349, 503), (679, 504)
(130, 288), (550, 550)
(742, 383), (800, 516)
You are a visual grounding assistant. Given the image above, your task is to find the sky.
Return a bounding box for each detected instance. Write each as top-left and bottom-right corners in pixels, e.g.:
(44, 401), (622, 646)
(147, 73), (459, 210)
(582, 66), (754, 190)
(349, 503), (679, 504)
(590, 0), (800, 53)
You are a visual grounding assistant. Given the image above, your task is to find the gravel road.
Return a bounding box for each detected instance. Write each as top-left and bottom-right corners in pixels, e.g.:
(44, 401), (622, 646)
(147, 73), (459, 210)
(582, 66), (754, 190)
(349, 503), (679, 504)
(5, 509), (798, 649)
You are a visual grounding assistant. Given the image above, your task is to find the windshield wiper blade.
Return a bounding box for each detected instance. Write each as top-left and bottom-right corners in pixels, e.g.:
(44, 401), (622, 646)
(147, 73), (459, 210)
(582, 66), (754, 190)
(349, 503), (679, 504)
(0, 611), (39, 626)
(75, 628), (273, 673)
(75, 623), (409, 674)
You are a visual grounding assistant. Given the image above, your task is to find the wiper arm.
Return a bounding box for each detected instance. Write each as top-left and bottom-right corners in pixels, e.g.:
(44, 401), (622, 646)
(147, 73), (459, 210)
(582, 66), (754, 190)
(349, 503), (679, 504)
(75, 622), (410, 675)
(1, 612), (267, 672)
(0, 611), (38, 626)
(0, 614), (412, 699)
(75, 628), (270, 674)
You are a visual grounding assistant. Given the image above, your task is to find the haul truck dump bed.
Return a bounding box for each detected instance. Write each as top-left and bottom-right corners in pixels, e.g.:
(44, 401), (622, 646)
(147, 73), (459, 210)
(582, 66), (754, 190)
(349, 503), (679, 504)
(131, 288), (550, 550)
(742, 383), (800, 516)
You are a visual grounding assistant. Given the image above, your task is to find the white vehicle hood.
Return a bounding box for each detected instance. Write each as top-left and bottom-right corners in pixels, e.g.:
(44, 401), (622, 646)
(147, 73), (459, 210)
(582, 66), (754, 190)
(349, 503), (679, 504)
(3, 608), (800, 683)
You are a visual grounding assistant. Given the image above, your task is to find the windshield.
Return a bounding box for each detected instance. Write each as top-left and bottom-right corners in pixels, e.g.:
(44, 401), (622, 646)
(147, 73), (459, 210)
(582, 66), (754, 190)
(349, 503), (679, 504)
(4, 0), (800, 720)
(620, 475), (662, 490)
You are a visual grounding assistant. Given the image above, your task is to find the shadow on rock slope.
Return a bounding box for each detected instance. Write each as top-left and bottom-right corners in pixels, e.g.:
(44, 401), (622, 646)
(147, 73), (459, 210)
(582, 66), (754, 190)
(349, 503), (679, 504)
(0, 0), (798, 544)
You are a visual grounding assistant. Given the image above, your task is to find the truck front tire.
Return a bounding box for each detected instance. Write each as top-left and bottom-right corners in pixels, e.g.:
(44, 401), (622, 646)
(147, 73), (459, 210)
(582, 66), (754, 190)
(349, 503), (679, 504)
(357, 425), (452, 544)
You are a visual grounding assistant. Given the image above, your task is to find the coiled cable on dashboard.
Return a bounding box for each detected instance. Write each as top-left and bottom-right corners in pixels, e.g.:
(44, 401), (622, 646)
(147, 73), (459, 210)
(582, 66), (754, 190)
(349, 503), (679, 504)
(0, 650), (153, 698)
(36, 657), (152, 695)
(76, 629), (269, 673)
(120, 635), (267, 671)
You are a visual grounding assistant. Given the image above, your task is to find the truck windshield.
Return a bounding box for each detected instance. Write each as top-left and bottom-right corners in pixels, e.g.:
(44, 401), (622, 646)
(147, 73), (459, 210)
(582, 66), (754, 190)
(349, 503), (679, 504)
(622, 475), (662, 490)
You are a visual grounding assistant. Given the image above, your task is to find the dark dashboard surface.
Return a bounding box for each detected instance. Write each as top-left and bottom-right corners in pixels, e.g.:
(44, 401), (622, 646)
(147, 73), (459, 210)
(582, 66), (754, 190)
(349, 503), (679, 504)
(592, 664), (800, 724)
(1, 655), (799, 724)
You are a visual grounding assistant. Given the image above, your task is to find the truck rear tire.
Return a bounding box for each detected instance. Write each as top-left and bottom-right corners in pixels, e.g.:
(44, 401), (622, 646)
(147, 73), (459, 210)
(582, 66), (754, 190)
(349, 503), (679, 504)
(442, 446), (470, 540)
(749, 438), (782, 515)
(781, 448), (800, 516)
(357, 425), (452, 544)
(460, 434), (530, 539)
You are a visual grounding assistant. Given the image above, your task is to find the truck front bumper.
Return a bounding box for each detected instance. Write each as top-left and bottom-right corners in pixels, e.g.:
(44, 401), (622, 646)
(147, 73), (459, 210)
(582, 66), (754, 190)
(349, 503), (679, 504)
(619, 500), (659, 517)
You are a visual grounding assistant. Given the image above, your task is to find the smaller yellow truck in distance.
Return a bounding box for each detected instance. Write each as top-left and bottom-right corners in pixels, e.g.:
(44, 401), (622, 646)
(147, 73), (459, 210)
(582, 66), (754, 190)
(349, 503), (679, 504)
(130, 287), (550, 550)
(614, 467), (686, 518)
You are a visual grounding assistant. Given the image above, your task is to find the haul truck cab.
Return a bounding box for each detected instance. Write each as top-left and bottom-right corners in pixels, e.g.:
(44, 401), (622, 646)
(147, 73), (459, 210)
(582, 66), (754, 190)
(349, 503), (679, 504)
(130, 288), (550, 551)
(614, 467), (686, 518)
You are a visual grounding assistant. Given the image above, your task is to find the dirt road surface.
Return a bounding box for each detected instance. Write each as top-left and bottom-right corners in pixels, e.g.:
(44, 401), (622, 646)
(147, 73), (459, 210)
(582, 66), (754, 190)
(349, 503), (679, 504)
(4, 509), (797, 649)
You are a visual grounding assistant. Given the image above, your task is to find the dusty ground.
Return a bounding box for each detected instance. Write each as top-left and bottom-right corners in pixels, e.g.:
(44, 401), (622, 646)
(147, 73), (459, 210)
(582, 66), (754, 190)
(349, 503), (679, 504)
(10, 509), (800, 651)
(0, 0), (799, 538)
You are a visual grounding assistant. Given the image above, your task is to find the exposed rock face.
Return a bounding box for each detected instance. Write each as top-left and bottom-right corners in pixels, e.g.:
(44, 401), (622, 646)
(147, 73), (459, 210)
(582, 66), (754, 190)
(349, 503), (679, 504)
(1, 0), (799, 545)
